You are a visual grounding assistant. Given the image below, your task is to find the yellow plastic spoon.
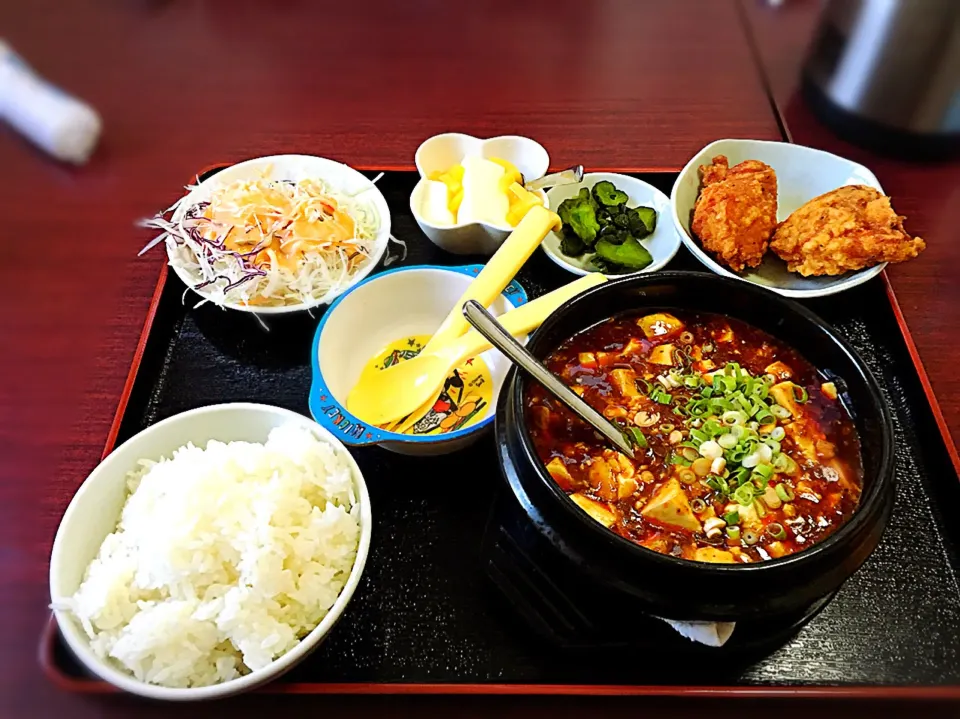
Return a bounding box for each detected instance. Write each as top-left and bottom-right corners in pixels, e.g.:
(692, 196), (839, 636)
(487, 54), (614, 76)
(347, 273), (607, 426)
(422, 204), (561, 354)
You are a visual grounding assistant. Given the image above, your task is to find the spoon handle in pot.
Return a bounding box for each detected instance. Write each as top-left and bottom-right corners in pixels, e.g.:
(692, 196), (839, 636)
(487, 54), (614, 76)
(462, 300), (635, 458)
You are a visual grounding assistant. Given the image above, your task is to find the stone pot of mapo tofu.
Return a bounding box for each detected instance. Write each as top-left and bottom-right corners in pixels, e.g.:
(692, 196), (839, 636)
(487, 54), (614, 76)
(498, 272), (894, 620)
(526, 310), (866, 565)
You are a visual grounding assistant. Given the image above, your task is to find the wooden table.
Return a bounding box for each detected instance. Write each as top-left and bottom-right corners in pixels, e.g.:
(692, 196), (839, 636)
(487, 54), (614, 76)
(742, 0), (960, 475)
(1, 1), (956, 716)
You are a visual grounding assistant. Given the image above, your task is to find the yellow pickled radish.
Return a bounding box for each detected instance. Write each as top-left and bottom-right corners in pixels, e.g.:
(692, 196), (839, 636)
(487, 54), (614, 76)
(430, 165), (466, 215)
(489, 157), (524, 191)
(450, 188), (464, 215)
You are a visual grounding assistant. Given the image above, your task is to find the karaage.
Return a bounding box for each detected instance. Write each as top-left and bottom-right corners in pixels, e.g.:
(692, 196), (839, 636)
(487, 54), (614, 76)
(691, 155), (778, 272)
(770, 185), (925, 276)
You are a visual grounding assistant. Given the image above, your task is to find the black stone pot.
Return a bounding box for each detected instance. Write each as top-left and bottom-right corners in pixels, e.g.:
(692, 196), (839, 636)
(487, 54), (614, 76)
(495, 271), (895, 622)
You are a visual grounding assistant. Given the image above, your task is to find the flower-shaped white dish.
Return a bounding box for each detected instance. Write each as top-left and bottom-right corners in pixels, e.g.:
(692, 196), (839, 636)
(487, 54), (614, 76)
(410, 133), (549, 255)
(157, 155), (391, 315)
(542, 173), (680, 276)
(671, 139), (886, 298)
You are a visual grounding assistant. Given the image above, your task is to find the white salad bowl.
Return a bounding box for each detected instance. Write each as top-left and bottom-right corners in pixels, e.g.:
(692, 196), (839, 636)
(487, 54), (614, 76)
(310, 264), (527, 456)
(543, 172), (680, 276)
(49, 403), (372, 701)
(165, 154), (392, 315)
(410, 133), (549, 255)
(671, 139), (886, 298)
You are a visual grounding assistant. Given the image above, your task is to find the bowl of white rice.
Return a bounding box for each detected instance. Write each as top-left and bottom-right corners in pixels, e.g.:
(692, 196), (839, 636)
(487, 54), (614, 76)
(49, 403), (371, 701)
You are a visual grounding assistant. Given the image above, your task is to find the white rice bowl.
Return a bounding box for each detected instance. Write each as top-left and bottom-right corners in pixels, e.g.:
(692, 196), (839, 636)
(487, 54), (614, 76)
(49, 404), (371, 700)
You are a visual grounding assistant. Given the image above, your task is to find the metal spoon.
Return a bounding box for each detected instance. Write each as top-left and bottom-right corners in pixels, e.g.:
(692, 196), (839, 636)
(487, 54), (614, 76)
(524, 165), (584, 192)
(462, 300), (635, 458)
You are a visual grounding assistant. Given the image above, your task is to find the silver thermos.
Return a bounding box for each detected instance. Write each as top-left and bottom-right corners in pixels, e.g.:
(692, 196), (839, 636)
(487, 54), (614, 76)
(803, 0), (960, 157)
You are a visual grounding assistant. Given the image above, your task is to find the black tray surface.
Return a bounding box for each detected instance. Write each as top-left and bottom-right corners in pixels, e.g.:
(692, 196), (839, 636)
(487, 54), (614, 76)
(53, 172), (960, 689)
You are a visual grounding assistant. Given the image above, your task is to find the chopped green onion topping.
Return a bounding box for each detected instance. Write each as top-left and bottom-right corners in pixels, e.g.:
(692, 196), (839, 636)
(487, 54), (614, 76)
(726, 526), (741, 541)
(733, 484), (756, 506)
(753, 463), (775, 481)
(651, 389), (672, 404)
(766, 522), (787, 540)
(627, 427), (648, 448)
(771, 404), (791, 420)
(775, 483), (795, 502)
(718, 433), (738, 449)
(723, 510), (740, 526)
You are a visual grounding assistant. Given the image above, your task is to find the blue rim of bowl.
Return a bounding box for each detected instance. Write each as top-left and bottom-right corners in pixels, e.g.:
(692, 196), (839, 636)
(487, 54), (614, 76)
(309, 264), (528, 446)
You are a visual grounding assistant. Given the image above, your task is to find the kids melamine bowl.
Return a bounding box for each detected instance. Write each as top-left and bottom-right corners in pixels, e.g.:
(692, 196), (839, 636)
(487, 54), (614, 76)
(309, 264), (527, 456)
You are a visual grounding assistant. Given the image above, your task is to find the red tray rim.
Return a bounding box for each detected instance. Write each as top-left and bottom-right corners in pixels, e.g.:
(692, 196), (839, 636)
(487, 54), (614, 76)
(39, 170), (960, 700)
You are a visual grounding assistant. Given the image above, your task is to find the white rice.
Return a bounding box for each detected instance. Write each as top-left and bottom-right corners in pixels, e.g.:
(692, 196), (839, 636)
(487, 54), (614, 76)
(55, 425), (361, 688)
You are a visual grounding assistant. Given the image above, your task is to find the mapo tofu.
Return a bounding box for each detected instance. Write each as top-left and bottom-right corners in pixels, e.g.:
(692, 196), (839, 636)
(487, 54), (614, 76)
(526, 311), (863, 564)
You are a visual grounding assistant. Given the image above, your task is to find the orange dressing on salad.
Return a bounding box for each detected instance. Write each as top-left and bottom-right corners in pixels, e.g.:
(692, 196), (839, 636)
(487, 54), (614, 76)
(200, 179), (360, 274)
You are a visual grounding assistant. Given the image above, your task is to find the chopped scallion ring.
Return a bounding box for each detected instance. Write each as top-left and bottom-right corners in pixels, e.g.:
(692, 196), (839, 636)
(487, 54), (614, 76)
(733, 484), (756, 506)
(766, 522), (787, 540)
(753, 463), (775, 481)
(627, 427), (648, 448)
(775, 483), (795, 502)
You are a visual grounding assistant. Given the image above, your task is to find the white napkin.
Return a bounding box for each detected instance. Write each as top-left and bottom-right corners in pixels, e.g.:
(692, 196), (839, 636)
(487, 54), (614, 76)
(0, 40), (101, 164)
(659, 617), (736, 647)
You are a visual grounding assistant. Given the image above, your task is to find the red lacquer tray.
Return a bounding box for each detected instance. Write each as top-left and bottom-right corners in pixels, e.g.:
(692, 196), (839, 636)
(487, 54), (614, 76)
(41, 170), (960, 698)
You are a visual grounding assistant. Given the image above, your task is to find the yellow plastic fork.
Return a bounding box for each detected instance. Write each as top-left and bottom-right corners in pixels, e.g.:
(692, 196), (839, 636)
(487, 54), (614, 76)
(349, 273), (607, 427)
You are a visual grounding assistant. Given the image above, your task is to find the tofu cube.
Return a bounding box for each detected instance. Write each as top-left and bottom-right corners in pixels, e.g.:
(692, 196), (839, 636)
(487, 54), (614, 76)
(640, 478), (702, 533)
(609, 368), (639, 397)
(694, 547), (735, 563)
(621, 338), (646, 358)
(589, 458), (619, 501)
(765, 361), (794, 380)
(713, 324), (735, 343)
(569, 493), (617, 527)
(770, 381), (803, 418)
(546, 457), (577, 491)
(648, 344), (676, 366)
(637, 313), (684, 339)
(618, 476), (639, 499)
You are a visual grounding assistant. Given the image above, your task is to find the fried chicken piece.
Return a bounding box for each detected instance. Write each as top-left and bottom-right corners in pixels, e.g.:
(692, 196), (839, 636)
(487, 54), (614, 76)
(691, 155), (778, 272)
(770, 185), (925, 276)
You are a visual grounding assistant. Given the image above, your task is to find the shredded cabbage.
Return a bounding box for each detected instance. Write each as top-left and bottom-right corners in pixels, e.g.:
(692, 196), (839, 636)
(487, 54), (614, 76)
(140, 175), (381, 308)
